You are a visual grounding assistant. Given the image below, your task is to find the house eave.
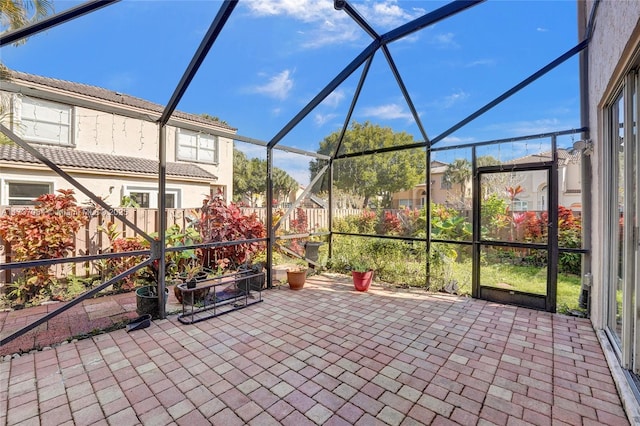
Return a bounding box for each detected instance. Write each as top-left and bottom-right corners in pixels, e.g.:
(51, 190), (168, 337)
(0, 161), (215, 184)
(1, 77), (238, 137)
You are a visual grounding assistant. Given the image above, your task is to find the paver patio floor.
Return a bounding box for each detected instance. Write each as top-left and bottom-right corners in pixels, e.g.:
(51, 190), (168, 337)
(0, 274), (631, 425)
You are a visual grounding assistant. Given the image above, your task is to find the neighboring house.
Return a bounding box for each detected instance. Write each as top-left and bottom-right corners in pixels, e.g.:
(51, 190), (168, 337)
(502, 148), (583, 212)
(391, 151), (582, 212)
(0, 70), (235, 208)
(392, 161), (455, 209)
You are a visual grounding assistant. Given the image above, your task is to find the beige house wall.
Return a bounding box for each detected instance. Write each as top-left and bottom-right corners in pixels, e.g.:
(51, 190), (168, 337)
(0, 85), (234, 208)
(0, 166), (212, 208)
(582, 0), (640, 330)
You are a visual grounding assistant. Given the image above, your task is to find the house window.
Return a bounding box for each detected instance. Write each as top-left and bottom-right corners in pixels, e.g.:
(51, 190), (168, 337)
(398, 199), (412, 208)
(512, 199), (528, 211)
(6, 181), (52, 205)
(124, 186), (180, 208)
(15, 96), (73, 146)
(441, 176), (452, 189)
(129, 192), (151, 208)
(176, 129), (217, 163)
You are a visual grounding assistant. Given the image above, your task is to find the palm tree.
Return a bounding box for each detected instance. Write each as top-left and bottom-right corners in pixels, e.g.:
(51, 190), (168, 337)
(0, 1), (54, 143)
(444, 158), (472, 207)
(1, 0), (54, 36)
(272, 168), (298, 207)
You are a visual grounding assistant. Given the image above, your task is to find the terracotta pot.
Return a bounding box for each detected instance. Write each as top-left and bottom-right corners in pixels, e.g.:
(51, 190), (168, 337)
(352, 270), (373, 292)
(287, 269), (307, 290)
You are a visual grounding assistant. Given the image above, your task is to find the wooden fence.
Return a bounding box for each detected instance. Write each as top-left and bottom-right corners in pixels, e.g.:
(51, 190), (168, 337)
(0, 206), (364, 284)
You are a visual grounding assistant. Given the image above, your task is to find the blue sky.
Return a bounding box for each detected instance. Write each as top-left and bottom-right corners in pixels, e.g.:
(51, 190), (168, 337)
(1, 0), (581, 185)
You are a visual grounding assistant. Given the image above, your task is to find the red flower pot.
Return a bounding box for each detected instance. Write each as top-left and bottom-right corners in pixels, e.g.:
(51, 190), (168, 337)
(352, 270), (373, 292)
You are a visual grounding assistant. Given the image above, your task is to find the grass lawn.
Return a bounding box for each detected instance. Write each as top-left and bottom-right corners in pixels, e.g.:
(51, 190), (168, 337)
(449, 260), (582, 313)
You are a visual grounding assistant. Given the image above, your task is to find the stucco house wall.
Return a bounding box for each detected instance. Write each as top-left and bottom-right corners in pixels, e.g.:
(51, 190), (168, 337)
(582, 0), (640, 329)
(0, 70), (235, 209)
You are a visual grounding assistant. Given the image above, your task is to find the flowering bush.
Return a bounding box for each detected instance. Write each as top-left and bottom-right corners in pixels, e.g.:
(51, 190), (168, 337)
(0, 189), (88, 304)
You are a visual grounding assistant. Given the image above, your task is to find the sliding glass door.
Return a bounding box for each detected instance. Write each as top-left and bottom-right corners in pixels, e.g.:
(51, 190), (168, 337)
(607, 71), (640, 373)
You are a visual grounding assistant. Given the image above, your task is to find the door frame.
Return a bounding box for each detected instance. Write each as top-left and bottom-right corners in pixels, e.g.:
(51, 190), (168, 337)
(471, 143), (559, 312)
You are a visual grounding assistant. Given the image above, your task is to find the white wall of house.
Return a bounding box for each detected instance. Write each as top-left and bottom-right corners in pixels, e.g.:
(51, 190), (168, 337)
(582, 0), (640, 420)
(0, 167), (213, 208)
(0, 80), (235, 206)
(584, 0), (640, 330)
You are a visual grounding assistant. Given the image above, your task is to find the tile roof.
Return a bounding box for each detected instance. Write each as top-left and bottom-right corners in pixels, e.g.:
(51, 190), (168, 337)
(7, 70), (237, 132)
(505, 149), (581, 165)
(0, 144), (217, 180)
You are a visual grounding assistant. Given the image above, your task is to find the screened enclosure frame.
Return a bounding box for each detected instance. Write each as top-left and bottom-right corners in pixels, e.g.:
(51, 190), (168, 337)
(0, 0), (596, 345)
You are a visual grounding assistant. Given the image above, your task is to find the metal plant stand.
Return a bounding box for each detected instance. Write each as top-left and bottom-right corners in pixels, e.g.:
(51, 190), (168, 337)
(177, 270), (264, 324)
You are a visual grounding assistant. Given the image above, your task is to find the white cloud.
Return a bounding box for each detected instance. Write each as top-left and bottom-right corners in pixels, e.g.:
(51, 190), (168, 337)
(483, 118), (568, 136)
(442, 89), (469, 108)
(301, 21), (361, 48)
(464, 59), (495, 68)
(441, 136), (476, 144)
(361, 103), (413, 121)
(431, 32), (459, 49)
(243, 0), (425, 48)
(245, 0), (336, 22)
(314, 112), (338, 126)
(321, 89), (345, 108)
(251, 69), (294, 100)
(361, 2), (426, 29)
(536, 27), (549, 32)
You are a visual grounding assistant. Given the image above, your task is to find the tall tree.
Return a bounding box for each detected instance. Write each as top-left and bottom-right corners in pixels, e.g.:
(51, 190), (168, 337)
(310, 121), (424, 208)
(232, 149), (266, 206)
(272, 167), (298, 206)
(444, 158), (471, 207)
(233, 147), (298, 207)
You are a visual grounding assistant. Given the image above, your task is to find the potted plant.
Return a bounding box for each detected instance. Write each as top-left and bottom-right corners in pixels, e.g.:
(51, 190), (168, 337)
(135, 284), (169, 318)
(286, 259), (308, 290)
(175, 263), (209, 304)
(351, 258), (374, 292)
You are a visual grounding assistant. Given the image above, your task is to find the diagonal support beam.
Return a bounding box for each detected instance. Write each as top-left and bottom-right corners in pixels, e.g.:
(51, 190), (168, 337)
(0, 0), (119, 47)
(273, 164), (330, 233)
(382, 0), (486, 45)
(334, 0), (379, 40)
(268, 41), (379, 149)
(158, 0), (238, 126)
(333, 56), (374, 158)
(0, 258), (152, 347)
(431, 39), (589, 146)
(0, 124), (154, 242)
(381, 45), (429, 143)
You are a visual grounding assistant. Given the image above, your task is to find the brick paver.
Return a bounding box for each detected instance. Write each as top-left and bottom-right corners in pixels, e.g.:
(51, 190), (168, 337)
(0, 274), (631, 424)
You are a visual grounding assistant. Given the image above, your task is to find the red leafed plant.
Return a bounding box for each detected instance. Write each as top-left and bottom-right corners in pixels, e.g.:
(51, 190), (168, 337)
(198, 190), (266, 269)
(288, 207), (308, 255)
(0, 189), (88, 303)
(381, 210), (402, 235)
(98, 221), (146, 292)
